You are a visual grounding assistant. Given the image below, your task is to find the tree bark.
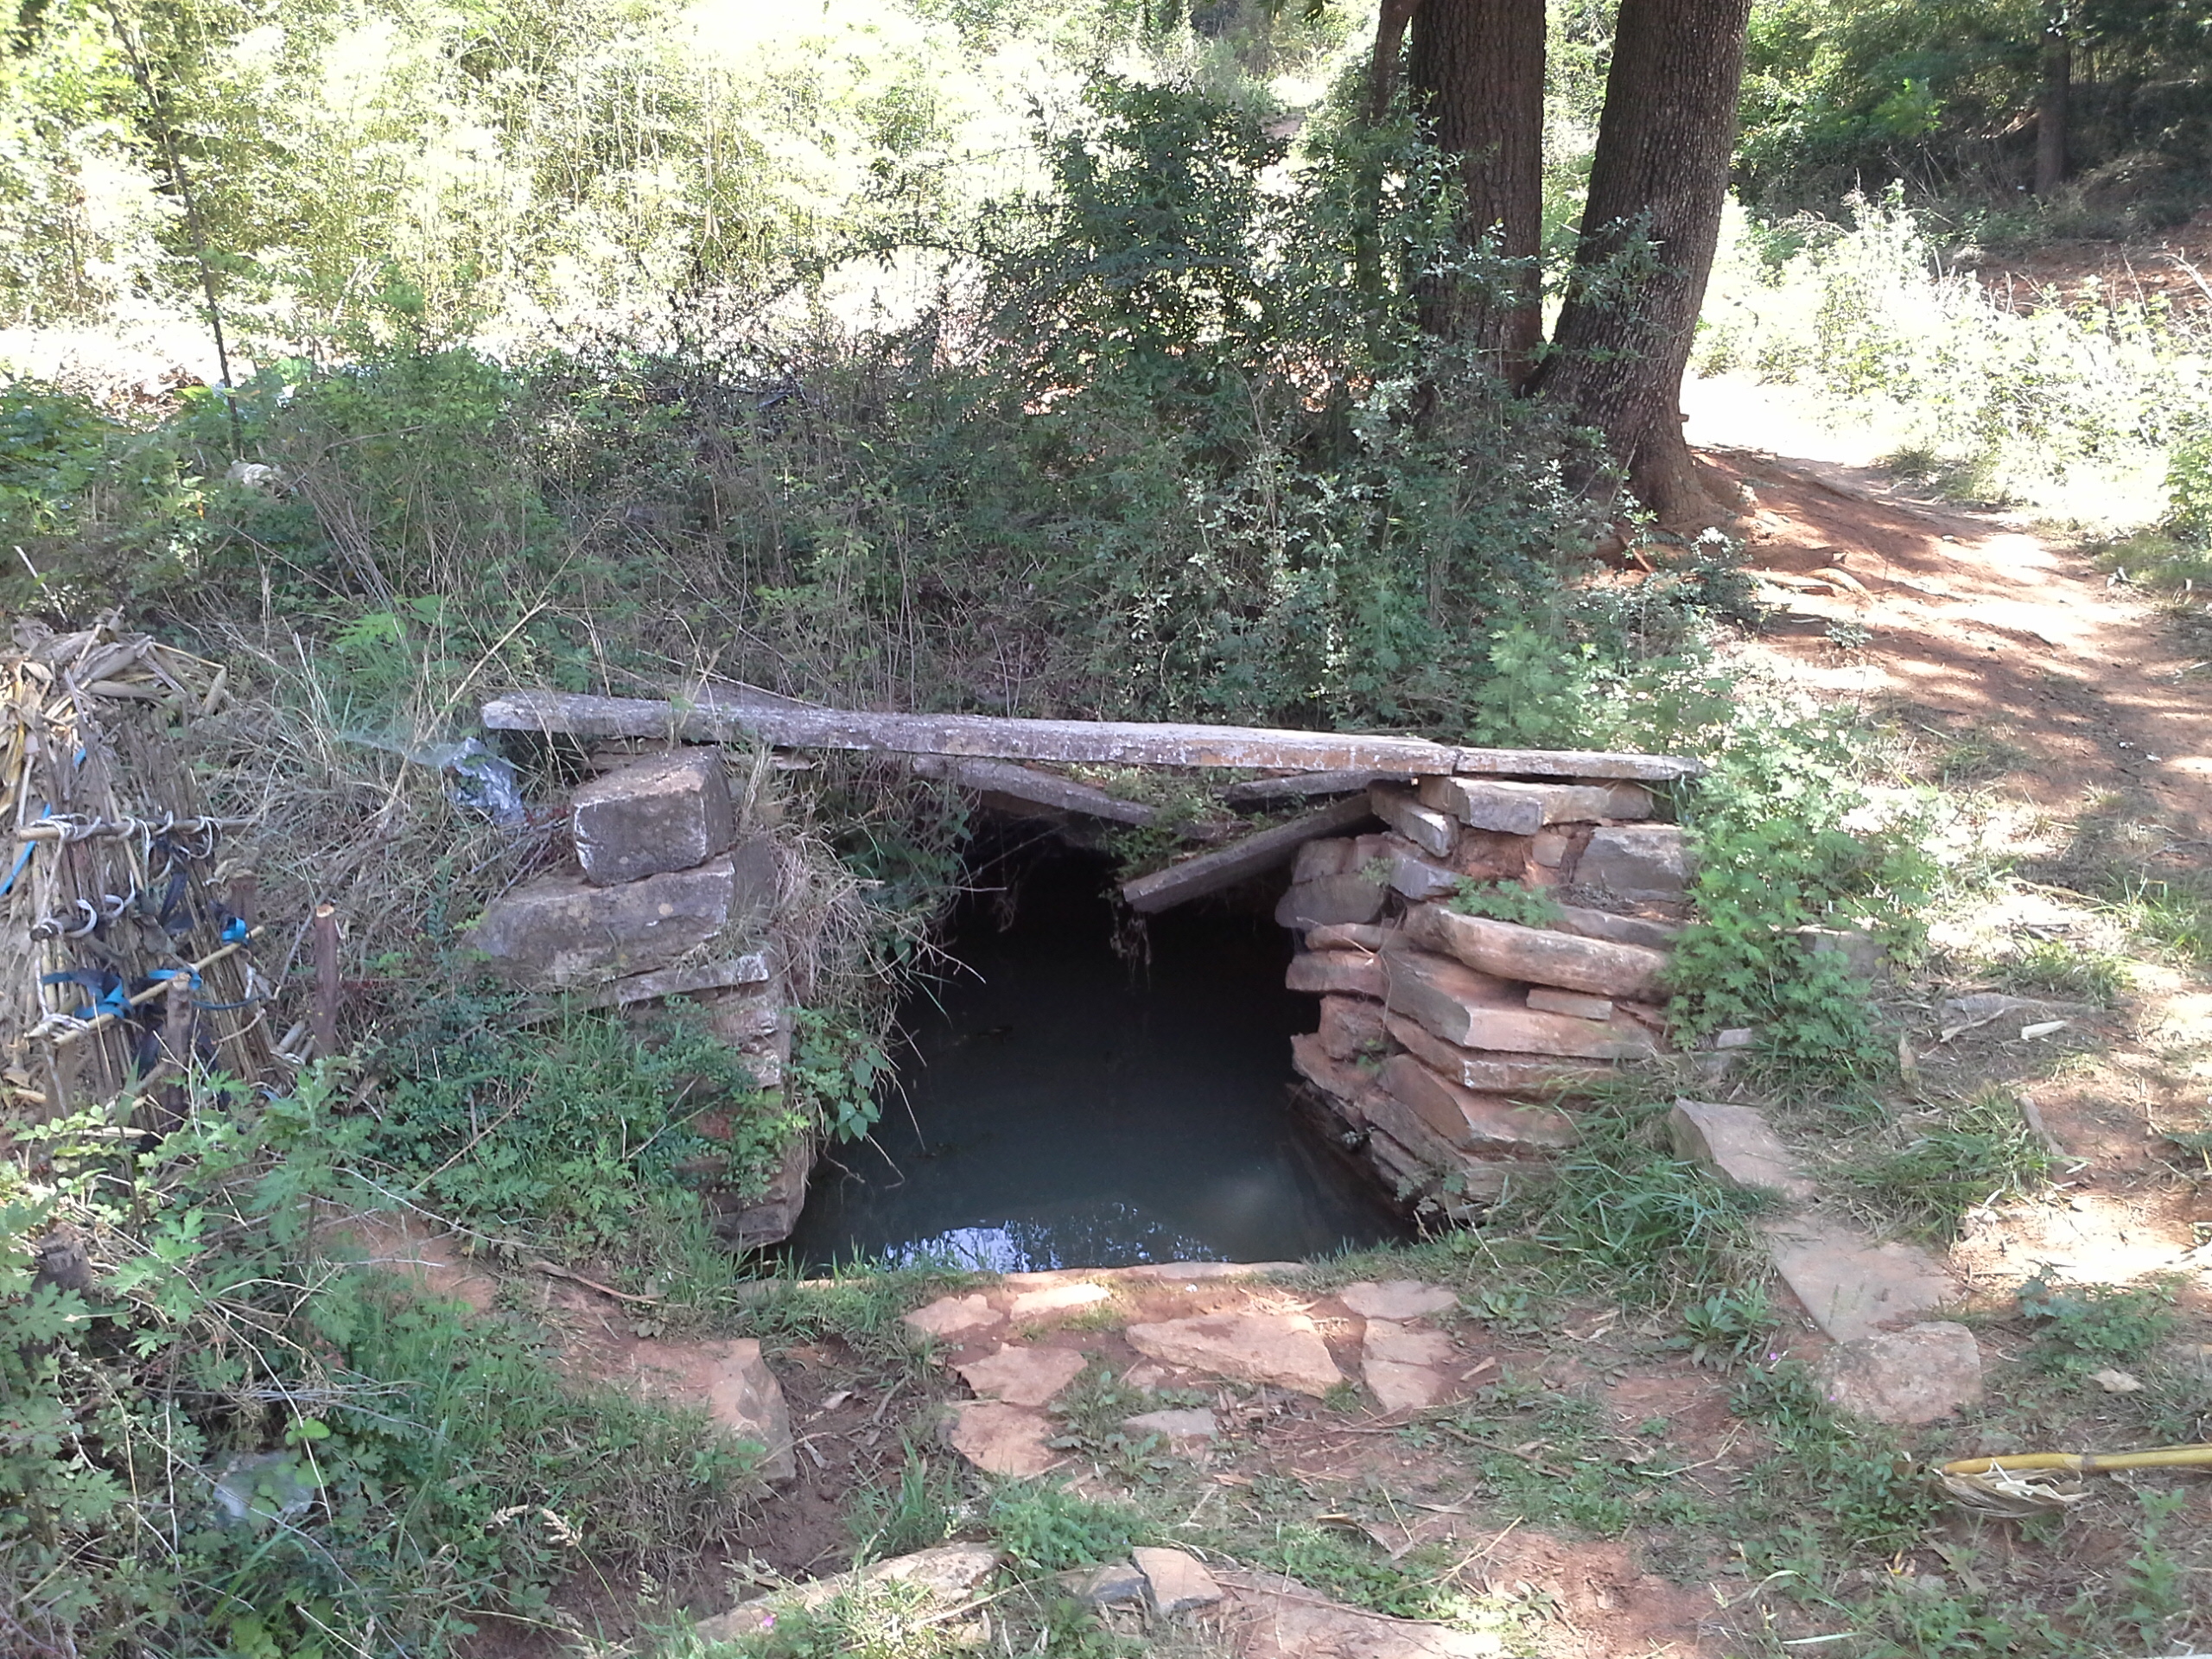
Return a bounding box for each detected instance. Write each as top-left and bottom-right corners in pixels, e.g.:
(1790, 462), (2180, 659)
(1529, 0), (1753, 525)
(2035, 22), (2069, 197)
(1407, 0), (1546, 387)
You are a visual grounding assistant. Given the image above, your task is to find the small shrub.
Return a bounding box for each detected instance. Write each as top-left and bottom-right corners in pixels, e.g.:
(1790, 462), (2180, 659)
(1668, 1285), (1780, 1370)
(984, 1483), (1147, 1573)
(1839, 1090), (2053, 1240)
(2017, 1274), (2178, 1375)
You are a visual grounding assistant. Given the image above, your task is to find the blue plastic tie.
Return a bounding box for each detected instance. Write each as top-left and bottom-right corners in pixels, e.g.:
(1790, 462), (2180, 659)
(221, 916), (250, 944)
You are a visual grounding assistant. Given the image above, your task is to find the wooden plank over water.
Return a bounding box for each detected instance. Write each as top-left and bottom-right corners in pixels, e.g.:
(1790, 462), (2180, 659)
(1120, 795), (1376, 913)
(484, 690), (1703, 780)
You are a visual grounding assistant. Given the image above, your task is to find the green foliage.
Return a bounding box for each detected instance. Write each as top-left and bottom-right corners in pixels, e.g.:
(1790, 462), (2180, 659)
(1448, 877), (1565, 927)
(365, 968), (801, 1271)
(2165, 417), (2212, 549)
(1667, 1285), (1780, 1370)
(848, 1446), (965, 1563)
(2016, 1273), (2178, 1374)
(789, 1007), (890, 1144)
(1, 1074), (760, 1657)
(1666, 709), (1934, 1075)
(1500, 1096), (1769, 1300)
(1838, 1090), (2053, 1240)
(983, 1482), (1147, 1573)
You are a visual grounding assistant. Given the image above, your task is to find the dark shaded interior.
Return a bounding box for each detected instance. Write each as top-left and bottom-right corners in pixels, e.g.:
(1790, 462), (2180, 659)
(786, 822), (1408, 1272)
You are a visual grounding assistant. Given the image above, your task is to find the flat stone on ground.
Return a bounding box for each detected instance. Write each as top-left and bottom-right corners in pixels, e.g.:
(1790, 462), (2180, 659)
(1217, 1569), (1505, 1657)
(956, 1344), (1088, 1408)
(1361, 1319), (1454, 1366)
(1339, 1280), (1458, 1320)
(947, 1401), (1058, 1477)
(1125, 1313), (1344, 1396)
(1670, 1097), (1816, 1202)
(1007, 1280), (1111, 1319)
(1123, 1407), (1219, 1440)
(1363, 1358), (1451, 1413)
(1817, 1321), (1984, 1424)
(1133, 1546), (1225, 1616)
(1761, 1216), (1961, 1342)
(620, 1337), (793, 1483)
(1061, 1560), (1149, 1606)
(904, 1294), (1005, 1339)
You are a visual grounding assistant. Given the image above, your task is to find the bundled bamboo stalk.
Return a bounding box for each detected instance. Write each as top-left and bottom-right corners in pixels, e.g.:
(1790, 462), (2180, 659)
(1, 615), (277, 1125)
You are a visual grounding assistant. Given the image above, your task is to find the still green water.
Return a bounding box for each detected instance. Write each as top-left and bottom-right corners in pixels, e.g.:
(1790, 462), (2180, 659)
(789, 845), (1407, 1272)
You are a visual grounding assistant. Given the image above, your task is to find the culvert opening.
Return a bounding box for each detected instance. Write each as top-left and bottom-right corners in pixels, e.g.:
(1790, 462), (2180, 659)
(787, 821), (1409, 1272)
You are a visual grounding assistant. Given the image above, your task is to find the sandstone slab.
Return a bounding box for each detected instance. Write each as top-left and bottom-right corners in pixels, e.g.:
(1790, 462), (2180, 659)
(1383, 946), (1657, 1060)
(1578, 824), (1694, 901)
(1382, 1015), (1605, 1096)
(1669, 1098), (1815, 1202)
(1123, 1407), (1219, 1440)
(1379, 845), (1463, 902)
(1379, 1054), (1579, 1152)
(1287, 948), (1388, 1000)
(1062, 1560), (1149, 1606)
(1761, 1216), (1961, 1342)
(1276, 875), (1387, 931)
(621, 1337), (792, 1483)
(1817, 1321), (1984, 1425)
(572, 748), (734, 886)
(1406, 904), (1669, 999)
(1370, 785), (1459, 859)
(1293, 838), (1357, 882)
(1291, 1032), (1382, 1119)
(1318, 995), (1387, 1062)
(1125, 1313), (1344, 1395)
(1007, 1279), (1111, 1318)
(473, 857), (745, 987)
(1134, 1546), (1224, 1617)
(1338, 1280), (1458, 1320)
(1527, 987), (1613, 1020)
(1550, 903), (1681, 951)
(1364, 1358), (1451, 1413)
(1307, 921), (1388, 951)
(904, 1294), (1005, 1339)
(1418, 776), (1652, 834)
(1217, 1568), (1505, 1657)
(1360, 1319), (1455, 1366)
(956, 1344), (1088, 1407)
(947, 1401), (1058, 1476)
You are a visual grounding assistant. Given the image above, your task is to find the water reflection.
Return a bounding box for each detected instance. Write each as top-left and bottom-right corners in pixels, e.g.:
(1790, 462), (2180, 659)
(787, 841), (1406, 1271)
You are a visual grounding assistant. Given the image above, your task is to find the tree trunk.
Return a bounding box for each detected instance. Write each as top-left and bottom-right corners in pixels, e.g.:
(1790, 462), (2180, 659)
(1407, 0), (1546, 387)
(2035, 23), (2069, 197)
(1529, 0), (1753, 526)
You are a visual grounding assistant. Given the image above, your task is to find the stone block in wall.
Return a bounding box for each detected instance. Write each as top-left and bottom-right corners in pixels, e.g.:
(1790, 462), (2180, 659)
(1450, 828), (1533, 880)
(1379, 1054), (1578, 1153)
(1274, 874), (1386, 931)
(1419, 777), (1654, 835)
(1368, 785), (1457, 859)
(714, 1132), (817, 1251)
(1351, 833), (1459, 900)
(1578, 824), (1694, 902)
(1527, 987), (1613, 1021)
(1382, 944), (1659, 1060)
(1317, 995), (1387, 1062)
(1382, 1014), (1608, 1096)
(1404, 904), (1669, 1000)
(1550, 904), (1681, 952)
(573, 749), (734, 886)
(1292, 837), (1357, 883)
(1307, 922), (1388, 951)
(474, 856), (743, 988)
(1287, 948), (1386, 999)
(1290, 1031), (1382, 1121)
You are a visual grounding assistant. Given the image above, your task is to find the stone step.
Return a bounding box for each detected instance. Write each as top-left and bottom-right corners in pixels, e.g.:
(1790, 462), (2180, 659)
(1759, 1214), (1961, 1343)
(1669, 1097), (1815, 1202)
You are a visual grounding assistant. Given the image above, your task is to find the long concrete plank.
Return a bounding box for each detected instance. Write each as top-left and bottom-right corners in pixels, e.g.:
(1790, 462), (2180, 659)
(483, 690), (1702, 779)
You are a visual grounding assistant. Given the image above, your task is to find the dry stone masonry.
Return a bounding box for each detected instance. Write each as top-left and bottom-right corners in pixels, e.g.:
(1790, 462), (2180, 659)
(470, 747), (811, 1249)
(1283, 779), (1690, 1220)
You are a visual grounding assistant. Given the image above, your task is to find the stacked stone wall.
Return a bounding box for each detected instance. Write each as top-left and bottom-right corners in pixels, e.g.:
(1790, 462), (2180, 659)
(1282, 779), (1694, 1222)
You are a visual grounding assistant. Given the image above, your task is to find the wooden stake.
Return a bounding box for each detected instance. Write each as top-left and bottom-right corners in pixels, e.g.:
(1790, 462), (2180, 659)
(312, 903), (340, 1059)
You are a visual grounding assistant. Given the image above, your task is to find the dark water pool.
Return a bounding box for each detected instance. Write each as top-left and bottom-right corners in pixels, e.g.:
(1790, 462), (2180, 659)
(786, 836), (1407, 1272)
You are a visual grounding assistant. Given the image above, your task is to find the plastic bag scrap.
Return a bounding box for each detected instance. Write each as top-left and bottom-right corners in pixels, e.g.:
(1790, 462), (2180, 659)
(343, 733), (525, 824)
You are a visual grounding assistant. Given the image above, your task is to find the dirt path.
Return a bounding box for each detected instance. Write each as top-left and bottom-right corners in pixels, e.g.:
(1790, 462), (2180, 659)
(1687, 375), (2212, 825)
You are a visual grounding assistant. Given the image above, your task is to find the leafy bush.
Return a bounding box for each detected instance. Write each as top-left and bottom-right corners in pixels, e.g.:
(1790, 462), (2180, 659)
(1, 1075), (760, 1658)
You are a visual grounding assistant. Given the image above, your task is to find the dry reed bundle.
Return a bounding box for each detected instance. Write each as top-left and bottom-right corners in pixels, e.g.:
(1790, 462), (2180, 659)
(1, 615), (278, 1125)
